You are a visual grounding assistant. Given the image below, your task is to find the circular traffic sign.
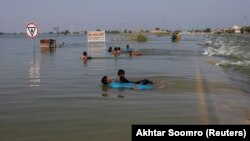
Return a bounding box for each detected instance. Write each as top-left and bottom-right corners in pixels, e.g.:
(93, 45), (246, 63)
(26, 23), (39, 39)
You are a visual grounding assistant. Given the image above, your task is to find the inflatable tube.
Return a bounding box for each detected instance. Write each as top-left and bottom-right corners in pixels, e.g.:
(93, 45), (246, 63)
(108, 82), (153, 90)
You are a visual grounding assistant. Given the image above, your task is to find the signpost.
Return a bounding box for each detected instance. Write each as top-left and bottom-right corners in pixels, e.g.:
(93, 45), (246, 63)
(87, 31), (106, 58)
(26, 23), (39, 87)
(26, 23), (38, 39)
(87, 31), (105, 42)
(26, 23), (39, 48)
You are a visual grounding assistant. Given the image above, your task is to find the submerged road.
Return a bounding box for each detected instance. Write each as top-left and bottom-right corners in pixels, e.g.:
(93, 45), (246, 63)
(0, 34), (249, 141)
(195, 57), (209, 124)
(193, 56), (250, 124)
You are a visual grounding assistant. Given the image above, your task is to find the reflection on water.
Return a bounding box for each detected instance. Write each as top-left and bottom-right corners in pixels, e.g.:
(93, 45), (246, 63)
(87, 42), (106, 57)
(0, 34), (249, 141)
(41, 47), (56, 55)
(29, 47), (56, 87)
(86, 42), (107, 71)
(29, 63), (40, 87)
(29, 48), (40, 87)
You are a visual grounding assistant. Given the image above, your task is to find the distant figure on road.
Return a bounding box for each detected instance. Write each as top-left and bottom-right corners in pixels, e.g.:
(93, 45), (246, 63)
(171, 32), (181, 42)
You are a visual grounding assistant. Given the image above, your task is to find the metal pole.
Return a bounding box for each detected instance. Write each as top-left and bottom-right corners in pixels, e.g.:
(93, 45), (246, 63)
(32, 39), (35, 54)
(32, 39), (34, 48)
(32, 39), (35, 65)
(243, 16), (246, 34)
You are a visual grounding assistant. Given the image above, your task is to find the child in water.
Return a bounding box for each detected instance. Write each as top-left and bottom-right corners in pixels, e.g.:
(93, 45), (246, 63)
(112, 47), (119, 55)
(117, 47), (122, 54)
(107, 47), (112, 52)
(101, 76), (113, 85)
(128, 50), (143, 57)
(80, 51), (92, 61)
(117, 69), (153, 85)
(101, 75), (153, 90)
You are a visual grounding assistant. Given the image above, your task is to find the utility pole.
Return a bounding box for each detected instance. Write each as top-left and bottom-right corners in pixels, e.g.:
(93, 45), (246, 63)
(243, 16), (247, 34)
(70, 24), (73, 36)
(121, 22), (125, 33)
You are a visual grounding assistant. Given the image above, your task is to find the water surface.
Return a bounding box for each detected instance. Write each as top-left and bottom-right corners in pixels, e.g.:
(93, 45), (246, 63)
(0, 34), (249, 141)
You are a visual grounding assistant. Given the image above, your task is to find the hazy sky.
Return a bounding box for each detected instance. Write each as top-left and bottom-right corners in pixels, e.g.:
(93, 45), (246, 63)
(0, 0), (249, 32)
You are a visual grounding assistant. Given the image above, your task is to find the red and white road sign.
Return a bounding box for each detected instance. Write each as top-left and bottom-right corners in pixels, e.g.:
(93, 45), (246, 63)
(26, 23), (38, 39)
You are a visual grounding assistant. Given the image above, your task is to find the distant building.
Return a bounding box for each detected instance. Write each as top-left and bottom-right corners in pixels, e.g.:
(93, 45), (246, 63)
(150, 29), (168, 34)
(232, 25), (241, 34)
(213, 28), (225, 34)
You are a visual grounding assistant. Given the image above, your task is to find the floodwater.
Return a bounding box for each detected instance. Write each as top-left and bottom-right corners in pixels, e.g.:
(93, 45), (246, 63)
(0, 34), (249, 141)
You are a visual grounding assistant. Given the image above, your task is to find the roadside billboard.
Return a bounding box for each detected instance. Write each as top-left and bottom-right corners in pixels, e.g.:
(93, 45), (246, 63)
(87, 31), (105, 42)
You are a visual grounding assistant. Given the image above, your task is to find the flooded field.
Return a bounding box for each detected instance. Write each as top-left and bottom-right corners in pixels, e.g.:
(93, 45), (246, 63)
(0, 34), (249, 141)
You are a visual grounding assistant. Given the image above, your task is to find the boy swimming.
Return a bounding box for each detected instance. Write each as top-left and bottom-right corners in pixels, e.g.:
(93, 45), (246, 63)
(101, 75), (153, 90)
(117, 69), (153, 85)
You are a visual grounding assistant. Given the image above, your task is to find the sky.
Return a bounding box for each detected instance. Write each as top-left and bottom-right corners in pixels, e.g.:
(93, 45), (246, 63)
(0, 0), (250, 32)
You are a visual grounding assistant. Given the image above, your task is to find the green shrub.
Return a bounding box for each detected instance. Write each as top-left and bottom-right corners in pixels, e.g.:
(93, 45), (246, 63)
(127, 33), (148, 42)
(110, 30), (121, 34)
(135, 34), (148, 42)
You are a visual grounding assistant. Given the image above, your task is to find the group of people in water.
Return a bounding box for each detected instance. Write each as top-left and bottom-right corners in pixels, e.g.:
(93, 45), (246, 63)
(107, 44), (143, 56)
(80, 44), (143, 61)
(80, 45), (154, 90)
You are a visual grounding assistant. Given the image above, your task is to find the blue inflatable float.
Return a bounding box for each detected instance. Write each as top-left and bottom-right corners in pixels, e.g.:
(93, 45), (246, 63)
(108, 82), (153, 90)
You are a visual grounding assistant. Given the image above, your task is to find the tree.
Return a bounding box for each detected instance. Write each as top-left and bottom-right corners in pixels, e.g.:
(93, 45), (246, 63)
(73, 32), (80, 35)
(61, 30), (70, 35)
(155, 27), (160, 30)
(204, 28), (211, 33)
(123, 29), (128, 33)
(64, 30), (70, 35)
(241, 26), (250, 33)
(110, 30), (120, 34)
(226, 29), (235, 34)
(53, 27), (60, 35)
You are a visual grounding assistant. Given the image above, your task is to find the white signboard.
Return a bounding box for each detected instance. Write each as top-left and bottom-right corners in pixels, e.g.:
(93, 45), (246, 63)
(26, 23), (38, 39)
(87, 31), (105, 42)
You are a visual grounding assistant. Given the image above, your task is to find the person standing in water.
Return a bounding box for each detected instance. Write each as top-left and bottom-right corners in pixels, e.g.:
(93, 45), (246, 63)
(107, 47), (112, 52)
(80, 51), (92, 61)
